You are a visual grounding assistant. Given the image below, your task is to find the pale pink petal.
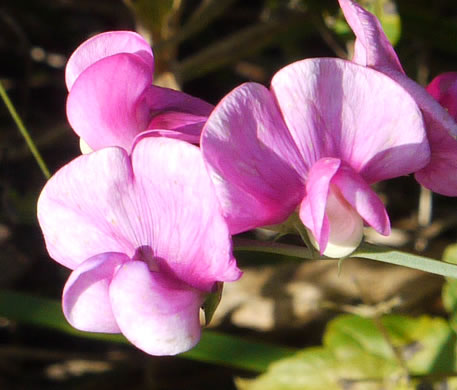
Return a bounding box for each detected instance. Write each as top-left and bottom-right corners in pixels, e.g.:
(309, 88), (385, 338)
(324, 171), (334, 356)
(201, 82), (305, 234)
(38, 138), (240, 288)
(66, 53), (152, 151)
(299, 158), (340, 252)
(37, 147), (136, 269)
(427, 72), (457, 120)
(338, 0), (403, 73)
(300, 159), (389, 255)
(332, 163), (390, 235)
(110, 261), (205, 356)
(271, 58), (429, 183)
(62, 252), (129, 333)
(131, 137), (241, 291)
(66, 31), (153, 91)
(310, 187), (364, 258)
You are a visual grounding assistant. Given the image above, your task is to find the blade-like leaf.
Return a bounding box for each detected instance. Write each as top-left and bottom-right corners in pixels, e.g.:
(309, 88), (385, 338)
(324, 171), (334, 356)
(0, 290), (295, 372)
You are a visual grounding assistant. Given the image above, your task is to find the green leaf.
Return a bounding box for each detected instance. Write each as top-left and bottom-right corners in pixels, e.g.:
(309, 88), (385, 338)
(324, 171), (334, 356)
(443, 244), (457, 265)
(441, 244), (457, 338)
(327, 315), (455, 375)
(328, 315), (455, 374)
(324, 315), (395, 361)
(383, 316), (456, 374)
(237, 346), (393, 390)
(238, 314), (455, 390)
(0, 290), (295, 372)
(202, 282), (223, 326)
(237, 346), (401, 390)
(443, 279), (457, 315)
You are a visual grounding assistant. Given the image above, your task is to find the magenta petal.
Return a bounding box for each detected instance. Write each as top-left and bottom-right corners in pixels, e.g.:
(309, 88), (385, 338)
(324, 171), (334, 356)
(338, 0), (404, 74)
(62, 252), (129, 333)
(332, 163), (390, 235)
(427, 72), (457, 120)
(67, 53), (152, 151)
(201, 82), (305, 234)
(132, 137), (241, 291)
(110, 261), (205, 356)
(148, 110), (208, 131)
(147, 112), (207, 144)
(299, 158), (341, 251)
(131, 129), (199, 148)
(143, 85), (213, 118)
(66, 31), (153, 91)
(271, 58), (429, 183)
(427, 72), (457, 101)
(142, 85), (214, 144)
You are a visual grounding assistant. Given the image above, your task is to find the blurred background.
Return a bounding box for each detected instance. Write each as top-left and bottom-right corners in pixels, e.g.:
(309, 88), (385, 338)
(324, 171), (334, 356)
(1, 0), (457, 388)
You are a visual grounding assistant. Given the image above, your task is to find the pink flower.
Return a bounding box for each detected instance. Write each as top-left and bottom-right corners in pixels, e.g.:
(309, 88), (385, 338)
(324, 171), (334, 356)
(338, 0), (457, 196)
(427, 72), (457, 120)
(201, 58), (429, 257)
(66, 31), (214, 153)
(37, 137), (241, 355)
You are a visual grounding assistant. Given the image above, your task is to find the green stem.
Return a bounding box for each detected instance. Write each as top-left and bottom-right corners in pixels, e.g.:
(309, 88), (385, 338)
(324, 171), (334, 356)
(233, 237), (316, 260)
(234, 238), (457, 278)
(353, 242), (457, 277)
(0, 81), (51, 179)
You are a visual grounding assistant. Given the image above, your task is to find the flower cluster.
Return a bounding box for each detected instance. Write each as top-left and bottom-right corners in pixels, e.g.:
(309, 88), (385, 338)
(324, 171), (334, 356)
(37, 1), (457, 355)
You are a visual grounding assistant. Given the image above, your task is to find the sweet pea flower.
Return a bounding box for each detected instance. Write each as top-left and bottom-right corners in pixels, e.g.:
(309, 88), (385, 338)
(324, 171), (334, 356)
(66, 31), (214, 153)
(427, 72), (457, 121)
(201, 58), (429, 257)
(338, 0), (457, 196)
(37, 137), (241, 355)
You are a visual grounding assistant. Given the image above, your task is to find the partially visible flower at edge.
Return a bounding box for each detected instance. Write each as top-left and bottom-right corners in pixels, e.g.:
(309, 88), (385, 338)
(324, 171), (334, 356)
(66, 31), (214, 153)
(37, 137), (241, 355)
(427, 72), (457, 121)
(201, 57), (429, 257)
(338, 0), (457, 196)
